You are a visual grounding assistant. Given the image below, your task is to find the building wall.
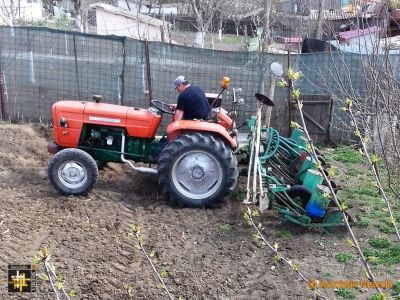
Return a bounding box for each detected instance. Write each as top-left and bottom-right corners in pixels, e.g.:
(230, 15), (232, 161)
(19, 0), (43, 20)
(331, 33), (379, 54)
(96, 10), (168, 41)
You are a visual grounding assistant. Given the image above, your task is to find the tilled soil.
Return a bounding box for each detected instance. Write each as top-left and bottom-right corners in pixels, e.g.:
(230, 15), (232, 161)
(0, 124), (394, 299)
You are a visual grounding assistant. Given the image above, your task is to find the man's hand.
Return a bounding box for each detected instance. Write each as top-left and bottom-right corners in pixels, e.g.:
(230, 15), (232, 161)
(169, 104), (177, 111)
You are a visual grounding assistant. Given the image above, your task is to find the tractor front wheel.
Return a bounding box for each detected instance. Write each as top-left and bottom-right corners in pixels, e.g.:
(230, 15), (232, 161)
(48, 148), (98, 196)
(157, 133), (238, 208)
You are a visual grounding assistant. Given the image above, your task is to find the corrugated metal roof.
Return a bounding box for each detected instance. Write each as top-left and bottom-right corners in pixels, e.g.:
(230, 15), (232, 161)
(339, 26), (381, 43)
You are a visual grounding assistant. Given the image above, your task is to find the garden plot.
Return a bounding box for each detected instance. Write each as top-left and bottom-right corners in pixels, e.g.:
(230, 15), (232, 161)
(0, 123), (398, 299)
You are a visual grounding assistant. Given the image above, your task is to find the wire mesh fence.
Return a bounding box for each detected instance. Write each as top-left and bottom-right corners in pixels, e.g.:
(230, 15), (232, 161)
(0, 26), (398, 144)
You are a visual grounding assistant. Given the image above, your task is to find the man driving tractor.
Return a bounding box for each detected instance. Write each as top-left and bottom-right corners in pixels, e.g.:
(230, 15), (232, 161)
(173, 75), (211, 121)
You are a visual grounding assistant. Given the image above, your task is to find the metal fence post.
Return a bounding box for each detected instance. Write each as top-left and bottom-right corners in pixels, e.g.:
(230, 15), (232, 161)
(144, 39), (153, 104)
(120, 37), (126, 106)
(73, 34), (81, 101)
(287, 49), (292, 137)
(0, 67), (5, 119)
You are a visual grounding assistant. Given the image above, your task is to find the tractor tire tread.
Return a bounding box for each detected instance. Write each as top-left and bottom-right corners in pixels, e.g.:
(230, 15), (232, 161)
(48, 148), (98, 196)
(157, 132), (238, 208)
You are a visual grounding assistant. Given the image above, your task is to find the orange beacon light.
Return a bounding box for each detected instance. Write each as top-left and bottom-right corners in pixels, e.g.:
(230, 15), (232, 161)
(220, 77), (230, 89)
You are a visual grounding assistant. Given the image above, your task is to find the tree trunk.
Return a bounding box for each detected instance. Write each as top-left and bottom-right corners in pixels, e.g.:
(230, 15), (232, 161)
(81, 7), (88, 33)
(218, 18), (222, 40)
(243, 25), (249, 50)
(158, 1), (162, 15)
(261, 0), (272, 51)
(195, 31), (205, 47)
(125, 0), (131, 11)
(315, 0), (324, 39)
(193, 6), (205, 47)
(195, 14), (206, 48)
(138, 0), (143, 13)
(9, 0), (15, 26)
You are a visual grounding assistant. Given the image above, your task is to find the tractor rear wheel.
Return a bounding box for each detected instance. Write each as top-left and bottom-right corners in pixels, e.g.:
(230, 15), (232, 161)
(48, 148), (98, 196)
(157, 133), (238, 208)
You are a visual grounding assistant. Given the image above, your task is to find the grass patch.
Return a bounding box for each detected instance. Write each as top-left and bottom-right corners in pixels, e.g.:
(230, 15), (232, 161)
(221, 35), (243, 44)
(364, 245), (400, 265)
(345, 167), (361, 176)
(355, 183), (379, 197)
(218, 223), (232, 232)
(393, 280), (400, 295)
(338, 184), (378, 203)
(379, 224), (395, 234)
(369, 237), (391, 249)
(369, 293), (386, 300)
(280, 227), (292, 238)
(329, 146), (365, 164)
(358, 216), (371, 228)
(367, 209), (387, 219)
(335, 288), (355, 299)
(335, 253), (354, 263)
(324, 145), (400, 270)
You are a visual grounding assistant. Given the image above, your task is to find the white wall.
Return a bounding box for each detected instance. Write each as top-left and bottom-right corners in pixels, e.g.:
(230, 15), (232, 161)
(96, 10), (169, 41)
(0, 0), (43, 24)
(19, 0), (43, 20)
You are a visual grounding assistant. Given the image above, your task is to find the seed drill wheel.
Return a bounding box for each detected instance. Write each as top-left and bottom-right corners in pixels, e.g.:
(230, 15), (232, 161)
(323, 208), (353, 235)
(48, 148), (98, 196)
(157, 132), (238, 208)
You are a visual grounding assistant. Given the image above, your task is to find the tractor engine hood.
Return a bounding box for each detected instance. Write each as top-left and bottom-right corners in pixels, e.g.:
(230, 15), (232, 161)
(52, 100), (161, 148)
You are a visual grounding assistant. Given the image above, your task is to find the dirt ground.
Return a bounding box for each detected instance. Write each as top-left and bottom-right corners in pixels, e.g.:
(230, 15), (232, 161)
(0, 123), (396, 299)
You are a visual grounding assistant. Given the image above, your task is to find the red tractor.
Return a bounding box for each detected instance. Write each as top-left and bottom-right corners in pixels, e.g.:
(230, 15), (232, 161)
(47, 80), (239, 208)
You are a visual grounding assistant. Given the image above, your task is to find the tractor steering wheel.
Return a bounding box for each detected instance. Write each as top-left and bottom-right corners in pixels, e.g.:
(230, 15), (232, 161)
(151, 100), (175, 115)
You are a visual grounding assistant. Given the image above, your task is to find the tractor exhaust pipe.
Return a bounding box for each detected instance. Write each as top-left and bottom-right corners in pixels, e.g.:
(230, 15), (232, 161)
(120, 134), (157, 174)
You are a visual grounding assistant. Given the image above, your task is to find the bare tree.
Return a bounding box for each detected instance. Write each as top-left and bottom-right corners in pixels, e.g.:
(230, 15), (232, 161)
(0, 0), (18, 26)
(301, 6), (400, 199)
(243, 0), (274, 51)
(188, 0), (226, 47)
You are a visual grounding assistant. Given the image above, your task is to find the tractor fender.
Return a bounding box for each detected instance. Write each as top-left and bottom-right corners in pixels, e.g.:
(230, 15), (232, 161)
(167, 120), (237, 149)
